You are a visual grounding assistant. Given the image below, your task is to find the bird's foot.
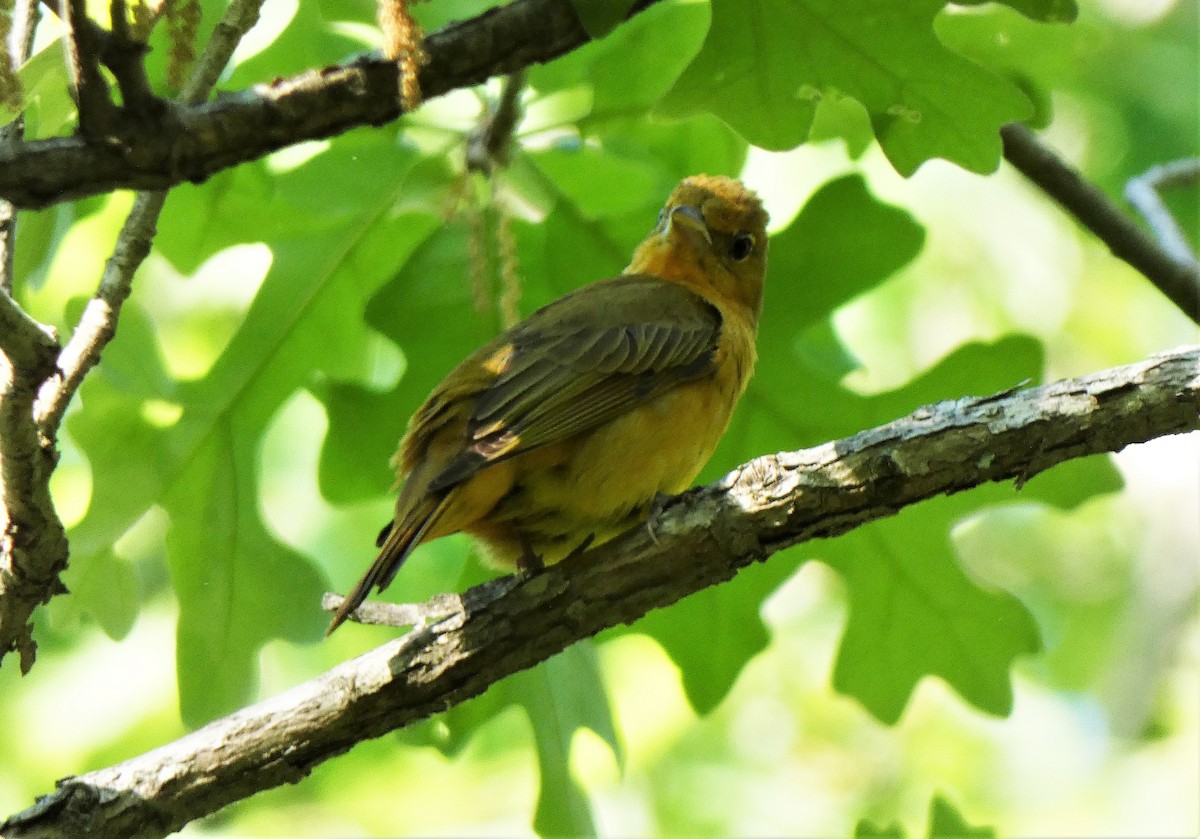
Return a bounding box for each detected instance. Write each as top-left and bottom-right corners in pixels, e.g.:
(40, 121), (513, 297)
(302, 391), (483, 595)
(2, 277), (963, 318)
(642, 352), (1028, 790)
(516, 534), (546, 578)
(644, 491), (675, 545)
(562, 532), (596, 563)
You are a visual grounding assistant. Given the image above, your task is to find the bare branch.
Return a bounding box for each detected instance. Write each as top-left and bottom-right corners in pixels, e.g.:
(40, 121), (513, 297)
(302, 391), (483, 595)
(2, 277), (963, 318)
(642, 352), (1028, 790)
(0, 0), (665, 209)
(1, 0), (44, 295)
(31, 190), (165, 433)
(1125, 158), (1200, 269)
(1001, 123), (1200, 325)
(5, 346), (1198, 839)
(33, 0), (267, 436)
(60, 0), (117, 136)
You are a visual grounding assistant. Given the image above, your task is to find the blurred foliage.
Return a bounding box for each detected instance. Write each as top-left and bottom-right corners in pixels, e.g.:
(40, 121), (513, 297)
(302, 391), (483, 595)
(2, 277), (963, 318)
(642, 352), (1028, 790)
(3, 0), (1197, 836)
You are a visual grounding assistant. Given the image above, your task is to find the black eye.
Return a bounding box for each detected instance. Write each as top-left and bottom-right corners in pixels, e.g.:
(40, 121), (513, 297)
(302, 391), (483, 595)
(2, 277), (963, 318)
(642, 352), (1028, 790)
(729, 233), (755, 261)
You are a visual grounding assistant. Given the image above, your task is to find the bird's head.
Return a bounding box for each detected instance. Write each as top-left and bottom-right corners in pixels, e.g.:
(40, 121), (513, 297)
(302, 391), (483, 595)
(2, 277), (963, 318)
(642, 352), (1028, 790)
(629, 175), (769, 320)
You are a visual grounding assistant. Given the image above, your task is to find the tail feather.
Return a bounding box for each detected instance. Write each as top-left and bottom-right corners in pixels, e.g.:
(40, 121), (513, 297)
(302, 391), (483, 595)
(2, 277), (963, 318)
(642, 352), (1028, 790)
(326, 495), (451, 635)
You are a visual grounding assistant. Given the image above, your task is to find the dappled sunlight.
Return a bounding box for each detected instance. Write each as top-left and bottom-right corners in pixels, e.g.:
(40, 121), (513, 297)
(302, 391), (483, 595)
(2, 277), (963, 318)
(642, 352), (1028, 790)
(140, 244), (274, 381)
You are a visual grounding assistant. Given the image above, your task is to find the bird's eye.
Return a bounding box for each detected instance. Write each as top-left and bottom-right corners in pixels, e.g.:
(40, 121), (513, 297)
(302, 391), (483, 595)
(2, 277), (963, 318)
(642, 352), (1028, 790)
(729, 233), (755, 261)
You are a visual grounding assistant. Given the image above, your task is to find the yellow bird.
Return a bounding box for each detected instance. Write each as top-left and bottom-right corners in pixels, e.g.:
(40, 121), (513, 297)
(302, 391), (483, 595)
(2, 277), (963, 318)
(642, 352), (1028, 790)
(328, 174), (769, 633)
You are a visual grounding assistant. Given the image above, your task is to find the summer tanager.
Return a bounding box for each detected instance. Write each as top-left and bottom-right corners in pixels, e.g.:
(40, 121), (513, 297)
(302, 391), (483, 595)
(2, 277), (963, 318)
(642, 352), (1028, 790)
(327, 174), (769, 634)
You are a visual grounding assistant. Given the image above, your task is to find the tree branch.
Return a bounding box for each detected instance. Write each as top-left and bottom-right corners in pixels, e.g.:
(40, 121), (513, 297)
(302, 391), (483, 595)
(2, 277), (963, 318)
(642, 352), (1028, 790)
(1125, 158), (1200, 269)
(0, 346), (65, 674)
(32, 0), (266, 436)
(1001, 123), (1200, 325)
(60, 0), (118, 136)
(0, 0), (65, 674)
(0, 0), (663, 209)
(5, 346), (1198, 839)
(1, 0), (44, 295)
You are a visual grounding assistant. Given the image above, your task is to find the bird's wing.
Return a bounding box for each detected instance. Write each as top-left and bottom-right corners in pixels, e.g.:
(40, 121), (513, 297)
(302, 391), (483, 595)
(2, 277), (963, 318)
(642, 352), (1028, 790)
(426, 276), (722, 492)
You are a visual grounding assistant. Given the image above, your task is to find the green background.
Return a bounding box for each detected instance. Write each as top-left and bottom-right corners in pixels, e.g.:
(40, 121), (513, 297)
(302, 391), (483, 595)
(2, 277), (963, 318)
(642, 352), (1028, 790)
(2, 0), (1197, 835)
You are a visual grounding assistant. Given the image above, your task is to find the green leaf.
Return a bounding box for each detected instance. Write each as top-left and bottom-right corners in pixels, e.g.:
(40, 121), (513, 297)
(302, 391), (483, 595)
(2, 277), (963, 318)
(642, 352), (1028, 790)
(166, 422), (328, 726)
(65, 551), (139, 641)
(765, 174), (926, 328)
(927, 794), (996, 838)
(951, 0), (1077, 24)
(527, 0), (710, 125)
(570, 0), (640, 38)
(658, 0), (1033, 173)
(512, 643), (619, 838)
(401, 639), (620, 839)
(531, 144), (663, 219)
(821, 338), (1052, 723)
(13, 205), (74, 292)
(857, 818), (908, 838)
(827, 498), (1042, 723)
(8, 36), (77, 139)
(68, 135), (443, 723)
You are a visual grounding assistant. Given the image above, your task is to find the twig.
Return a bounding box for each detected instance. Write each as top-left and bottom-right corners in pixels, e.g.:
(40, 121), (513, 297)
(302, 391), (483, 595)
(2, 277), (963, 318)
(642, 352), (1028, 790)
(465, 69), (525, 175)
(34, 0), (267, 436)
(1, 0), (44, 296)
(4, 345), (1199, 837)
(60, 0), (116, 136)
(1001, 122), (1200, 326)
(320, 589), (476, 628)
(1125, 158), (1200, 269)
(31, 190), (166, 433)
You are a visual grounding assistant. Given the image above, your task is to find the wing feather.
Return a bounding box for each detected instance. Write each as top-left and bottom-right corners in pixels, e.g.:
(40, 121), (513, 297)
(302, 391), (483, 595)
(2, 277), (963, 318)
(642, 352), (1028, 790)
(426, 276), (721, 492)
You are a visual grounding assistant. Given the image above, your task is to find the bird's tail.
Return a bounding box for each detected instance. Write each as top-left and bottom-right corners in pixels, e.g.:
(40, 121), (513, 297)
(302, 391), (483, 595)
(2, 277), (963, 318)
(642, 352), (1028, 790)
(326, 494), (451, 635)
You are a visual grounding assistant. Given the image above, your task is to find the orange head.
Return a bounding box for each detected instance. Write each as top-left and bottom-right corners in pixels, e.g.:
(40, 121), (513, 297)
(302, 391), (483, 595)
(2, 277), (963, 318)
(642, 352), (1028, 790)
(627, 175), (769, 320)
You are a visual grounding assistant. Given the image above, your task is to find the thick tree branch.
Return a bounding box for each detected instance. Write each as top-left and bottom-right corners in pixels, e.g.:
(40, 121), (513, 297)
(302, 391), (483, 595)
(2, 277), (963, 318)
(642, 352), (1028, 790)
(1001, 123), (1200, 325)
(5, 346), (1198, 839)
(0, 0), (662, 209)
(0, 347), (65, 674)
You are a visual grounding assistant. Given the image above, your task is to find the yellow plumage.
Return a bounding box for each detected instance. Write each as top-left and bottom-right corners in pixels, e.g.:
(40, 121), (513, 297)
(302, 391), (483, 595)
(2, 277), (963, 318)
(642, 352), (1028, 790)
(328, 174), (769, 634)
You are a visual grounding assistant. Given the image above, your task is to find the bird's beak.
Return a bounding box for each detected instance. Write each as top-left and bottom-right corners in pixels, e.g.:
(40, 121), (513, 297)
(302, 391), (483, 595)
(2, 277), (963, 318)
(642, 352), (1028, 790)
(668, 204), (712, 245)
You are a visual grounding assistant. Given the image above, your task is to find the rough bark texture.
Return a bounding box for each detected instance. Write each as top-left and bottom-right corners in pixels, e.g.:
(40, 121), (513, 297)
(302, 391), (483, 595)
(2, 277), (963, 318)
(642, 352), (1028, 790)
(0, 0), (663, 209)
(4, 345), (1198, 839)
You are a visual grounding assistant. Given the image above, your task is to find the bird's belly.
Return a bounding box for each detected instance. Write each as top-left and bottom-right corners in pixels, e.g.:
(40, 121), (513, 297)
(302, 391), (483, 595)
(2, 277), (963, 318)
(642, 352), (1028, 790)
(473, 376), (741, 568)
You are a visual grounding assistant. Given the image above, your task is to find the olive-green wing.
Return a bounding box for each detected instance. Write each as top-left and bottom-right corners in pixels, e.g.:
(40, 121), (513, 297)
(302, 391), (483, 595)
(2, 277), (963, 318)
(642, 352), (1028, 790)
(427, 276), (721, 491)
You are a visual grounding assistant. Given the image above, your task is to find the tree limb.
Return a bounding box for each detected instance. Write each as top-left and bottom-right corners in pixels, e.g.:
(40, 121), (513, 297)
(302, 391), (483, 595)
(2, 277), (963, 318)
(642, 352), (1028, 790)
(0, 0), (663, 209)
(1001, 123), (1200, 325)
(5, 345), (1198, 839)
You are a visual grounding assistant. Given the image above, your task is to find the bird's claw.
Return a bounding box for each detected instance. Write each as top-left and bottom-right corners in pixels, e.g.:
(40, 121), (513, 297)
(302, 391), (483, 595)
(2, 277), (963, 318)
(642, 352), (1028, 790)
(644, 491), (674, 545)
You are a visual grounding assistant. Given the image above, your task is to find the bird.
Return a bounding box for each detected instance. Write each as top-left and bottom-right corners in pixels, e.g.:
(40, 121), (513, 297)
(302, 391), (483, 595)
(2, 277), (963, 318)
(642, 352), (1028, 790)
(327, 174), (769, 634)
